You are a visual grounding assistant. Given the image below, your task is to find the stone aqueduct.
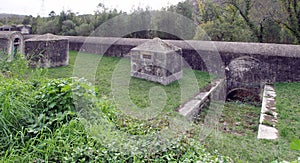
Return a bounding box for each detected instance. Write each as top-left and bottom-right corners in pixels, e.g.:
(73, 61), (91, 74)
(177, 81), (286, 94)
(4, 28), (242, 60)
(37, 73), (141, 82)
(25, 35), (300, 98)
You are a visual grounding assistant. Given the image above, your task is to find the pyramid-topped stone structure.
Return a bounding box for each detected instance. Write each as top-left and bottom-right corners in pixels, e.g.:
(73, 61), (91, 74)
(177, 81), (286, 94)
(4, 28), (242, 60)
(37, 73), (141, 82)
(130, 38), (182, 85)
(26, 33), (65, 41)
(25, 33), (69, 68)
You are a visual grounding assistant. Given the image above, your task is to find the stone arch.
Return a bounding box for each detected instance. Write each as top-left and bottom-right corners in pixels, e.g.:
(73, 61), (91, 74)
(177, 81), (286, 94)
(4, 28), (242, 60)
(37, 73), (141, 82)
(13, 38), (21, 57)
(8, 32), (24, 55)
(0, 31), (24, 61)
(225, 56), (264, 104)
(226, 56), (263, 90)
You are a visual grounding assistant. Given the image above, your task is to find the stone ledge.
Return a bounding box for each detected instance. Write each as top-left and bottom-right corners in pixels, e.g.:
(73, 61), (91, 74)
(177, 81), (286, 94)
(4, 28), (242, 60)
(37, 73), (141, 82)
(258, 84), (278, 140)
(177, 79), (225, 120)
(178, 100), (202, 117)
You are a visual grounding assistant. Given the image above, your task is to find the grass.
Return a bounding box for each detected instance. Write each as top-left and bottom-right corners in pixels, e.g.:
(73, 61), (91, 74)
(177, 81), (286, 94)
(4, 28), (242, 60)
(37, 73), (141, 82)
(195, 83), (300, 162)
(0, 54), (232, 162)
(217, 102), (261, 136)
(275, 82), (300, 142)
(47, 51), (300, 162)
(47, 51), (212, 112)
(2, 51), (299, 162)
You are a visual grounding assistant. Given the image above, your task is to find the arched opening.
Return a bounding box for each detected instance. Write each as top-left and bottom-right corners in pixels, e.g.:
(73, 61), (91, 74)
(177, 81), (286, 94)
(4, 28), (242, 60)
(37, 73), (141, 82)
(13, 38), (20, 57)
(226, 88), (261, 106)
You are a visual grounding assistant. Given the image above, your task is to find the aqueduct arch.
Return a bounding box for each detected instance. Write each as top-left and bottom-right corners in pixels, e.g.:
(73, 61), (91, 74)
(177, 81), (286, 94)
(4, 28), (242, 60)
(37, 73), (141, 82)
(226, 56), (265, 101)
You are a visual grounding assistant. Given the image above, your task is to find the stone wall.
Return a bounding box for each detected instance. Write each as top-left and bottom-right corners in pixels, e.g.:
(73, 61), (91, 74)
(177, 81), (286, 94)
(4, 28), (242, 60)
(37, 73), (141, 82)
(24, 35), (300, 85)
(25, 34), (68, 68)
(0, 31), (25, 61)
(0, 38), (9, 54)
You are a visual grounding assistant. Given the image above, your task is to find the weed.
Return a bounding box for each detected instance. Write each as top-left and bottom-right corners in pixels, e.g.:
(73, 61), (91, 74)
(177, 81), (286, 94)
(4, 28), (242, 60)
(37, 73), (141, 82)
(262, 119), (274, 127)
(0, 52), (231, 162)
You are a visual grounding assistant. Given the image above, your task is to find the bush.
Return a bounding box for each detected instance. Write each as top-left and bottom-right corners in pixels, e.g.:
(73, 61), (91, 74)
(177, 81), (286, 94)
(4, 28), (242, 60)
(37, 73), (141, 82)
(0, 53), (232, 162)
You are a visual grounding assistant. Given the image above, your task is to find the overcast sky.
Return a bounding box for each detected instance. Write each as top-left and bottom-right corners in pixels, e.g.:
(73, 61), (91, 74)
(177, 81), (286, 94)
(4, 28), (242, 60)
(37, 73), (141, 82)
(0, 0), (183, 17)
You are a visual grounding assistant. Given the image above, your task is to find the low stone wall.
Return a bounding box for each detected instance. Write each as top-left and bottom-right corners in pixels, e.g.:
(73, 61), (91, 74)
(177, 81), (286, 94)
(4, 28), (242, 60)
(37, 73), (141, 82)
(66, 37), (300, 83)
(177, 79), (226, 120)
(257, 85), (278, 140)
(24, 35), (300, 84)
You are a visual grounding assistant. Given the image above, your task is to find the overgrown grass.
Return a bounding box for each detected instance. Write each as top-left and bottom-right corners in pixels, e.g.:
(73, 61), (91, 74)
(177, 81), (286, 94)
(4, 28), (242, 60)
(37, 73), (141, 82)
(46, 51), (300, 162)
(47, 51), (212, 112)
(2, 51), (299, 162)
(196, 86), (300, 162)
(275, 82), (300, 142)
(0, 52), (231, 162)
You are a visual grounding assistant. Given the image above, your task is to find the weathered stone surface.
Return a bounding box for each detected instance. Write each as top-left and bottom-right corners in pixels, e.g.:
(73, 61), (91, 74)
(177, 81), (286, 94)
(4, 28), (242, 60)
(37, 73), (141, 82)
(258, 84), (278, 140)
(130, 38), (182, 85)
(25, 33), (68, 68)
(178, 79), (225, 120)
(23, 35), (300, 85)
(264, 85), (275, 91)
(0, 31), (24, 61)
(195, 92), (209, 101)
(259, 114), (277, 125)
(178, 100), (201, 118)
(258, 124), (278, 140)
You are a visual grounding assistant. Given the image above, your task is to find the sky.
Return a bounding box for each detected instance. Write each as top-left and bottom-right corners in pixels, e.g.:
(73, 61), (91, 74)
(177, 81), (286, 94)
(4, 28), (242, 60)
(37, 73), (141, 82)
(0, 0), (184, 17)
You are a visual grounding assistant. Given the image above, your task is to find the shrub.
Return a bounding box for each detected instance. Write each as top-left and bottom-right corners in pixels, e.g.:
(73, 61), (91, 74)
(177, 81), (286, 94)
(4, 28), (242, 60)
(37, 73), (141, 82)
(0, 53), (232, 162)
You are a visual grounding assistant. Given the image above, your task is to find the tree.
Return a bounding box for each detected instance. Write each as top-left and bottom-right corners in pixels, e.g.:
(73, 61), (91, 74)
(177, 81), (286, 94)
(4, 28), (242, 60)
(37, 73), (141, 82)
(241, 0), (300, 43)
(93, 3), (121, 30)
(22, 15), (33, 25)
(168, 0), (194, 20)
(61, 20), (76, 36)
(194, 0), (288, 43)
(37, 20), (59, 34)
(194, 4), (255, 41)
(217, 0), (266, 42)
(271, 0), (300, 43)
(75, 23), (93, 36)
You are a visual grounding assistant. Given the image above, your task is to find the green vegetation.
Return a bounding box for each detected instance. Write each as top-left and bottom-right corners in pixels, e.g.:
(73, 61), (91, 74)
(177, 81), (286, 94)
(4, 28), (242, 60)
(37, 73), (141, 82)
(1, 52), (300, 162)
(197, 101), (299, 162)
(194, 83), (300, 162)
(0, 53), (232, 162)
(2, 0), (299, 44)
(47, 51), (212, 112)
(45, 51), (300, 162)
(275, 82), (300, 142)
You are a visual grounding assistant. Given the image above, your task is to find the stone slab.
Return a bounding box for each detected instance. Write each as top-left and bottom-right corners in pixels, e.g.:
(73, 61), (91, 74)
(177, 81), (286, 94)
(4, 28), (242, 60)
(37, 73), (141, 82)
(257, 124), (278, 140)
